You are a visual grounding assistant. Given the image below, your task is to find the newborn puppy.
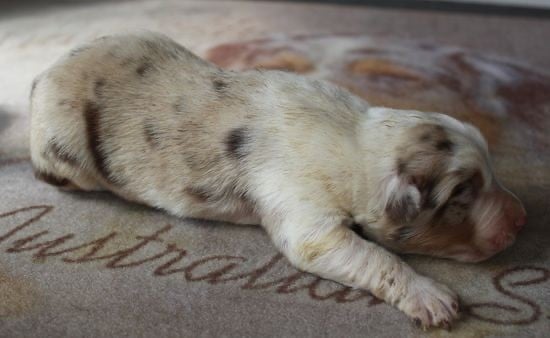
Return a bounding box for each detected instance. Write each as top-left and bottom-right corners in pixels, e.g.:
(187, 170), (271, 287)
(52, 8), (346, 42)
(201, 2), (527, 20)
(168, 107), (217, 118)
(30, 32), (526, 329)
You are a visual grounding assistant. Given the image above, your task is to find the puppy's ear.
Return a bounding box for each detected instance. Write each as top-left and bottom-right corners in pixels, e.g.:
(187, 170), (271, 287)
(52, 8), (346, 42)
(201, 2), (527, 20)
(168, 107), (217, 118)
(384, 174), (422, 224)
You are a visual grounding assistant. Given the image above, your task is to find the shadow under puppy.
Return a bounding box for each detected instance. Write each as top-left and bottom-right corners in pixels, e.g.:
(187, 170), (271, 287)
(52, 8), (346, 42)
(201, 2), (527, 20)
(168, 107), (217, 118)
(30, 32), (526, 329)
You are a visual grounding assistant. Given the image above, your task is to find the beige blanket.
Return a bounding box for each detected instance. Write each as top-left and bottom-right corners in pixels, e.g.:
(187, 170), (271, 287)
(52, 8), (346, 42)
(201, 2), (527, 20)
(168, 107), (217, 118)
(1, 1), (549, 337)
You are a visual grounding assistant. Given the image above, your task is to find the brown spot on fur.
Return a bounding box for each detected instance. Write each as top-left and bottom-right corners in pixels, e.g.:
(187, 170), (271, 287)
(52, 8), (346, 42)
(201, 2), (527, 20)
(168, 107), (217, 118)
(436, 201), (469, 226)
(420, 179), (437, 209)
(46, 139), (81, 167)
(388, 172), (483, 253)
(393, 226), (414, 241)
(420, 132), (431, 142)
(136, 59), (153, 76)
(225, 127), (249, 159)
(410, 218), (476, 255)
(174, 99), (184, 112)
(388, 123), (458, 224)
(386, 193), (419, 224)
(143, 40), (159, 52)
(397, 124), (453, 180)
(436, 140), (454, 152)
(143, 120), (160, 148)
(213, 79), (228, 92)
(417, 125), (444, 139)
(299, 228), (351, 263)
(94, 78), (106, 97)
(84, 100), (117, 184)
(416, 124), (454, 152)
(185, 186), (215, 203)
(33, 169), (70, 187)
(397, 159), (407, 175)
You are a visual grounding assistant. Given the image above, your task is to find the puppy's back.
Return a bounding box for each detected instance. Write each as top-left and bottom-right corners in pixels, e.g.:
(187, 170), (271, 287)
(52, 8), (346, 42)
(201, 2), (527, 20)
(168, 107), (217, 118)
(30, 33), (213, 191)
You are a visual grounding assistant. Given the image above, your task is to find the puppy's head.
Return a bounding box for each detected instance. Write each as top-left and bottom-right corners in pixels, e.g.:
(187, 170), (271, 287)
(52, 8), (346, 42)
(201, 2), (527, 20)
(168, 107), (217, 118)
(364, 112), (526, 262)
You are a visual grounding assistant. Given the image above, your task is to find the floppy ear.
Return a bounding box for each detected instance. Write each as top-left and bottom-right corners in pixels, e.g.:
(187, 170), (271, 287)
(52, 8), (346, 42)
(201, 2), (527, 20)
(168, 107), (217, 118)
(384, 174), (422, 224)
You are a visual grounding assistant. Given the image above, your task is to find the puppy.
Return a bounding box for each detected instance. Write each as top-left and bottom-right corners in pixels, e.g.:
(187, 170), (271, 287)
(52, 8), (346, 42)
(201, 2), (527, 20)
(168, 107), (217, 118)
(30, 32), (526, 329)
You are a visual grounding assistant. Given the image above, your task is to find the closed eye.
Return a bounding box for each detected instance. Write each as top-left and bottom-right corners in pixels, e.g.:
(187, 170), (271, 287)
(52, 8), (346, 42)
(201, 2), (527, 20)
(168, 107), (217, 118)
(451, 182), (468, 197)
(450, 170), (483, 200)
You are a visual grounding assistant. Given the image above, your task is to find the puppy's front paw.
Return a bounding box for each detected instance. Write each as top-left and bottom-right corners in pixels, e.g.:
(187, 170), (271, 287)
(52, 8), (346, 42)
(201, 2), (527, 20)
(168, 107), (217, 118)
(398, 276), (460, 330)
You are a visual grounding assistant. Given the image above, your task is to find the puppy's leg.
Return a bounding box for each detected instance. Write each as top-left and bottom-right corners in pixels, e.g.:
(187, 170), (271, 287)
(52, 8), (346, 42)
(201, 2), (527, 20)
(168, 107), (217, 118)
(264, 211), (459, 329)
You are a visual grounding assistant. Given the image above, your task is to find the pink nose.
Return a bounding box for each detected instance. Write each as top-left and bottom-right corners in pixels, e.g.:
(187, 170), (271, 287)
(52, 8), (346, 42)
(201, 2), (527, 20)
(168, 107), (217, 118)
(500, 190), (527, 232)
(488, 192), (526, 251)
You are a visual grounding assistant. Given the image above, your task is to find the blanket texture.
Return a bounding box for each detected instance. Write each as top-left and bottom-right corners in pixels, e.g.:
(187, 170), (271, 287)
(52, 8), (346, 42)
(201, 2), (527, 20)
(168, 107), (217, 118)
(1, 1), (549, 337)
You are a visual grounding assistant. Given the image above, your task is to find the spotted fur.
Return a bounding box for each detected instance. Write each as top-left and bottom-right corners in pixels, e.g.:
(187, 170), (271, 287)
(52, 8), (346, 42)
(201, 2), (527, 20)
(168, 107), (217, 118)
(225, 127), (249, 160)
(30, 32), (526, 330)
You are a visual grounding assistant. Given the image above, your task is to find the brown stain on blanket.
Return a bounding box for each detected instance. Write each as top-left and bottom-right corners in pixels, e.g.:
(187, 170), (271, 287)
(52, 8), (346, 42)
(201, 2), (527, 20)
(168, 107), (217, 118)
(0, 267), (36, 317)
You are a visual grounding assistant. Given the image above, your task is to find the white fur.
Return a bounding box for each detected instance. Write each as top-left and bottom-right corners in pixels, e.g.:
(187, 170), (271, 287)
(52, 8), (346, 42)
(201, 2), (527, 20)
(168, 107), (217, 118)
(29, 32), (527, 329)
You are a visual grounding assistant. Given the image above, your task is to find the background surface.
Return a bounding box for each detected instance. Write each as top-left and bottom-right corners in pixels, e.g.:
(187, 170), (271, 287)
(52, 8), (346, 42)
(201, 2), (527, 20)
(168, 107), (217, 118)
(1, 1), (549, 337)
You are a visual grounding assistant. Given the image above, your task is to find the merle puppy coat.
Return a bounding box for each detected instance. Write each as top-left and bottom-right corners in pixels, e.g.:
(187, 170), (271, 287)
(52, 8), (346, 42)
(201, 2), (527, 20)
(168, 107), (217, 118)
(30, 32), (526, 329)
